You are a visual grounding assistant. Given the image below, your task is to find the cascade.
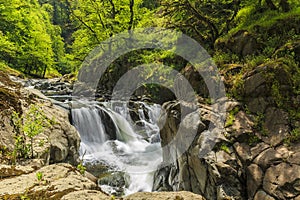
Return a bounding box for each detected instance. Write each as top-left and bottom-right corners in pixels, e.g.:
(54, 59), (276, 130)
(71, 100), (162, 195)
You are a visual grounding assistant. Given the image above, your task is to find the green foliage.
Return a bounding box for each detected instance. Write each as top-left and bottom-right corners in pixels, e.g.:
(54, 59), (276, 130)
(248, 133), (261, 146)
(225, 107), (239, 127)
(284, 128), (300, 145)
(213, 51), (240, 66)
(220, 143), (231, 154)
(271, 80), (284, 107)
(244, 55), (268, 69)
(20, 194), (30, 200)
(0, 0), (72, 77)
(77, 163), (86, 175)
(69, 0), (154, 69)
(110, 195), (116, 200)
(12, 104), (51, 160)
(160, 0), (241, 49)
(253, 112), (265, 130)
(36, 172), (43, 181)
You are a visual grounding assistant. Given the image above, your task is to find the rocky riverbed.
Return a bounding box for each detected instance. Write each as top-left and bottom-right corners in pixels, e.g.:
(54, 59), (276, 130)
(0, 65), (299, 200)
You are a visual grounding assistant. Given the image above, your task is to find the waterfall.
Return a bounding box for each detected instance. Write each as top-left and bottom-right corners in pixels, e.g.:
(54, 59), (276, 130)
(71, 100), (162, 195)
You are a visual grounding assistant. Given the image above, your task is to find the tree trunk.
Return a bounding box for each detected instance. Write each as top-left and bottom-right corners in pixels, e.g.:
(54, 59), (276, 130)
(128, 0), (134, 30)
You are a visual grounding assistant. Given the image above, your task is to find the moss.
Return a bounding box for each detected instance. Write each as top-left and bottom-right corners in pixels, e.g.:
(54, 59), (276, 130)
(225, 107), (240, 127)
(248, 133), (261, 146)
(284, 128), (300, 145)
(213, 142), (232, 154)
(220, 143), (231, 154)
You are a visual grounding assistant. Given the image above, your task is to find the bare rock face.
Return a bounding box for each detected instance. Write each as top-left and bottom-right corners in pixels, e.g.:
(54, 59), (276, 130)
(247, 164), (263, 199)
(0, 72), (80, 165)
(0, 163), (104, 199)
(263, 163), (300, 199)
(153, 100), (244, 200)
(154, 99), (300, 200)
(36, 101), (80, 164)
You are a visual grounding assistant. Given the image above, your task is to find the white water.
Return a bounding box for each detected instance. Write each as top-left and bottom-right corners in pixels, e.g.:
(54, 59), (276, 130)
(71, 101), (162, 195)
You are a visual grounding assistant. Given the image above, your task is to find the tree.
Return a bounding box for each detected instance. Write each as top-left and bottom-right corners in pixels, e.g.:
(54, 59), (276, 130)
(0, 0), (68, 76)
(160, 0), (241, 49)
(68, 0), (153, 69)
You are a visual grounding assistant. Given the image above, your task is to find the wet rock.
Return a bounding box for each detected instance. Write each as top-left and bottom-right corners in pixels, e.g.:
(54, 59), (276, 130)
(154, 100), (243, 200)
(98, 171), (128, 196)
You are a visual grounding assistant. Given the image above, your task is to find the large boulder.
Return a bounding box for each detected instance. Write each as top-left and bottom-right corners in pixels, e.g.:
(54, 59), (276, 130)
(153, 100), (244, 200)
(215, 30), (260, 57)
(0, 163), (104, 199)
(0, 72), (80, 165)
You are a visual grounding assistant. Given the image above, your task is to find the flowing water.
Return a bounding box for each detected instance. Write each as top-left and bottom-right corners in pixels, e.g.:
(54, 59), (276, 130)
(71, 100), (162, 195)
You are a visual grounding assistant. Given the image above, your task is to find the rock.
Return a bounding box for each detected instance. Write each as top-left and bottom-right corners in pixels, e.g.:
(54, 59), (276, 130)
(0, 112), (16, 151)
(253, 148), (283, 170)
(247, 164), (263, 199)
(261, 107), (289, 146)
(263, 163), (300, 199)
(124, 191), (206, 200)
(253, 190), (275, 200)
(61, 190), (108, 200)
(244, 72), (266, 97)
(154, 101), (244, 199)
(288, 151), (300, 165)
(98, 171), (128, 196)
(250, 143), (270, 160)
(180, 64), (209, 97)
(230, 111), (254, 139)
(0, 163), (101, 199)
(215, 30), (260, 56)
(233, 142), (252, 164)
(0, 74), (80, 165)
(0, 164), (37, 178)
(246, 97), (270, 114)
(28, 100), (81, 165)
(153, 164), (175, 192)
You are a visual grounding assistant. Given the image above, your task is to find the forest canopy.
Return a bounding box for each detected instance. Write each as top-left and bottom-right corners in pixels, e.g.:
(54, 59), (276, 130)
(0, 0), (299, 77)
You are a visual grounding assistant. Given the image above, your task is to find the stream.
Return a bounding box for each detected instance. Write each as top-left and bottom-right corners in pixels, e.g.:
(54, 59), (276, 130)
(71, 100), (163, 195)
(20, 77), (163, 196)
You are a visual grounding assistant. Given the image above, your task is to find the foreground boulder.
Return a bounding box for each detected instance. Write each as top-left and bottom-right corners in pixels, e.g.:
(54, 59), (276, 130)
(124, 191), (205, 200)
(0, 163), (104, 199)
